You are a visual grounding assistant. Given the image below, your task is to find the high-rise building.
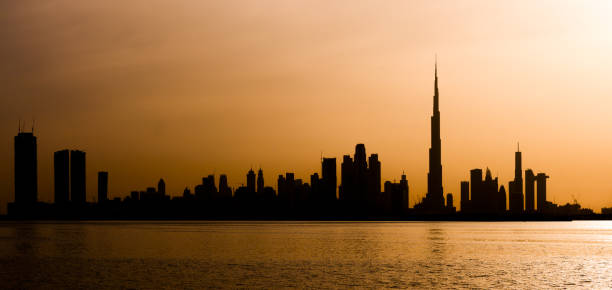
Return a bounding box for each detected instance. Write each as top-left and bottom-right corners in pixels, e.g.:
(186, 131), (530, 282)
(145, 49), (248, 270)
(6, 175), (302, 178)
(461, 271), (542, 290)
(353, 144), (368, 205)
(54, 149), (70, 204)
(277, 174), (287, 205)
(509, 146), (524, 213)
(70, 150), (86, 203)
(536, 173), (549, 212)
(483, 168), (501, 212)
(157, 178), (165, 196)
(339, 155), (353, 202)
(446, 193), (454, 210)
(400, 173), (409, 211)
(354, 144), (367, 171)
(321, 158), (336, 201)
(467, 168), (503, 213)
(498, 185), (507, 212)
(470, 169), (483, 210)
(339, 144), (382, 211)
(419, 62), (445, 210)
(14, 131), (38, 204)
(219, 174), (232, 198)
(384, 177), (408, 215)
(525, 169), (536, 212)
(98, 171), (108, 203)
(367, 154), (381, 197)
(247, 169), (256, 193)
(257, 169), (264, 193)
(284, 173), (295, 208)
(310, 172), (320, 200)
(196, 175), (217, 198)
(460, 181), (470, 212)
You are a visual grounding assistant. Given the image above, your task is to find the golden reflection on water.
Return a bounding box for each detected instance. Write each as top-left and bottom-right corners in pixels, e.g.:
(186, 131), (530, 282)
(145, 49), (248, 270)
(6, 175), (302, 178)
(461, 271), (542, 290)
(0, 221), (611, 288)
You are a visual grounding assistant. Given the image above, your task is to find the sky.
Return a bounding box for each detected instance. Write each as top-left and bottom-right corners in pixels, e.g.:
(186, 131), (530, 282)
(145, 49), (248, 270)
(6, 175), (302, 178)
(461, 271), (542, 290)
(1, 0), (612, 214)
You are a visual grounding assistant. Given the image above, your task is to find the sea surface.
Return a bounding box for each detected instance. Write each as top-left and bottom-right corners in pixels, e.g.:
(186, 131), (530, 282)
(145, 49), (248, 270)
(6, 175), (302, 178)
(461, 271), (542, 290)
(0, 221), (611, 289)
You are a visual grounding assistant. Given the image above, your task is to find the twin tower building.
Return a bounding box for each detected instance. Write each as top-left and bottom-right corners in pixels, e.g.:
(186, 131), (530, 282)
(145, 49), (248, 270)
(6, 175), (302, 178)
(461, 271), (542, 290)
(12, 128), (108, 207)
(53, 149), (108, 204)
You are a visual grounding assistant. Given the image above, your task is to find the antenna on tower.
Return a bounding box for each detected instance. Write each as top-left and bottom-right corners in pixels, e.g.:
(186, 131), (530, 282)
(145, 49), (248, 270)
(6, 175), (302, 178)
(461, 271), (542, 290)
(32, 118), (35, 134)
(18, 119), (21, 133)
(517, 141), (520, 152)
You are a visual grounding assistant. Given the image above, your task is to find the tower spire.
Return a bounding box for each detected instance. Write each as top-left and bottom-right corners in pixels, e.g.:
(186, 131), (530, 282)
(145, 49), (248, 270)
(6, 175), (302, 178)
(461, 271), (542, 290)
(423, 57), (444, 210)
(434, 56), (439, 113)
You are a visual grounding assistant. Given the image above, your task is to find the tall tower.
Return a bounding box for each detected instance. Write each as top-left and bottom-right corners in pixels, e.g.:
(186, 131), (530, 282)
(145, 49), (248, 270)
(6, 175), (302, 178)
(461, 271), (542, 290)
(70, 150), (86, 203)
(257, 169), (264, 193)
(400, 173), (409, 211)
(54, 149), (70, 204)
(157, 178), (165, 196)
(321, 158), (336, 201)
(509, 145), (524, 213)
(525, 169), (536, 212)
(426, 61), (444, 209)
(247, 169), (256, 193)
(14, 131), (38, 204)
(536, 173), (549, 212)
(219, 174), (231, 198)
(515, 145), (522, 187)
(98, 172), (109, 202)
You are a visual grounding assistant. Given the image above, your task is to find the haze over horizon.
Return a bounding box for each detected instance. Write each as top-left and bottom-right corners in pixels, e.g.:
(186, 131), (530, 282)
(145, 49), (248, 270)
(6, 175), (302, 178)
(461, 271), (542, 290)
(2, 0), (612, 214)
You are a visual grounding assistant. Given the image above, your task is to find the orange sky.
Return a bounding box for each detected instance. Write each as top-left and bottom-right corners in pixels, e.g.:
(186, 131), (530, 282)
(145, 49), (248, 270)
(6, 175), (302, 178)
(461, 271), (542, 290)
(1, 0), (612, 214)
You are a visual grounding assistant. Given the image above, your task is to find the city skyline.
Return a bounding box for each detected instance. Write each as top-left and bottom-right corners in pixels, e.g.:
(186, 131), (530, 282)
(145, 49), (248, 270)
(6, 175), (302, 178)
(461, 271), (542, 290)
(2, 61), (607, 214)
(5, 63), (600, 218)
(2, 1), (612, 213)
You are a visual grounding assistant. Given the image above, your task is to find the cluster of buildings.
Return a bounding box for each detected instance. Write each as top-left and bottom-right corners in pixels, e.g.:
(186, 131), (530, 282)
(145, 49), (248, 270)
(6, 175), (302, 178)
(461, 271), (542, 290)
(459, 148), (551, 215)
(7, 63), (602, 218)
(176, 143), (407, 216)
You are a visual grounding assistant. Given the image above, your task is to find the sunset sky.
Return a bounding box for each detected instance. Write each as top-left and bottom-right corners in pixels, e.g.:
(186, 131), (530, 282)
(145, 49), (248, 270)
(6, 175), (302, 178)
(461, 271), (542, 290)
(1, 0), (612, 213)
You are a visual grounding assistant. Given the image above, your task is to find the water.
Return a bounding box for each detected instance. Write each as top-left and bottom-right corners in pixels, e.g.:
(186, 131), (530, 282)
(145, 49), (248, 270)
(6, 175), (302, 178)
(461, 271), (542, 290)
(1, 221), (611, 289)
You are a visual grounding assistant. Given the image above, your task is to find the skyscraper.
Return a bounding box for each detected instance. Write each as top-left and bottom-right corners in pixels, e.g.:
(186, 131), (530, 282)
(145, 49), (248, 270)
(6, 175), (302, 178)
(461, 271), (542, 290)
(257, 169), (264, 193)
(310, 172), (320, 200)
(321, 158), (336, 201)
(536, 173), (549, 212)
(14, 131), (38, 204)
(367, 153), (381, 198)
(400, 173), (409, 211)
(98, 171), (108, 203)
(419, 62), (445, 210)
(446, 193), (454, 210)
(70, 150), (86, 203)
(460, 181), (470, 212)
(54, 149), (70, 204)
(219, 174), (232, 198)
(157, 178), (165, 196)
(339, 144), (382, 211)
(509, 146), (524, 213)
(353, 144), (368, 205)
(339, 155), (353, 202)
(246, 169), (256, 193)
(525, 169), (536, 212)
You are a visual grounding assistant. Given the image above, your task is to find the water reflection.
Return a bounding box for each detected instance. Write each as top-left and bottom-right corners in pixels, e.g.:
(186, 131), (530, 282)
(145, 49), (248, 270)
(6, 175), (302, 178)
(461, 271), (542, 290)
(13, 223), (39, 256)
(0, 221), (610, 288)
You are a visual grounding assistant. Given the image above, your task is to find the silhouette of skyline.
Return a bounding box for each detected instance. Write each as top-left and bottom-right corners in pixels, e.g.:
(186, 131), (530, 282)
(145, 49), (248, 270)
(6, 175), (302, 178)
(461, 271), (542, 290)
(5, 63), (605, 219)
(2, 2), (612, 215)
